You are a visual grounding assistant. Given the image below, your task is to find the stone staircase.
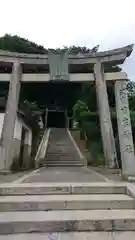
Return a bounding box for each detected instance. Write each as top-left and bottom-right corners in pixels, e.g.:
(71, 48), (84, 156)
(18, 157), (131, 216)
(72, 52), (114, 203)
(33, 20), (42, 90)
(45, 128), (84, 166)
(0, 182), (135, 238)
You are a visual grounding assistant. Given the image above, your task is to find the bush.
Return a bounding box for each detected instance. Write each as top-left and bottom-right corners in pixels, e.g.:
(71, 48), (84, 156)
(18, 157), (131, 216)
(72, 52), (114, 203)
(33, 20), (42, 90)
(87, 140), (104, 166)
(86, 144), (105, 166)
(73, 102), (135, 169)
(82, 121), (100, 142)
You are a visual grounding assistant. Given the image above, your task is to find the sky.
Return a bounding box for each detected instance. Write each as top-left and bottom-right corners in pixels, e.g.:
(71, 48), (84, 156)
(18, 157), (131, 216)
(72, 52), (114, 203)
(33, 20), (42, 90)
(0, 0), (135, 79)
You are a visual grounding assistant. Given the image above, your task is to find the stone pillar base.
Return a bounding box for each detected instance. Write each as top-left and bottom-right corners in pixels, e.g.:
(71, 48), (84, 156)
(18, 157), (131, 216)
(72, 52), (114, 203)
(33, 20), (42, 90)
(127, 176), (135, 182)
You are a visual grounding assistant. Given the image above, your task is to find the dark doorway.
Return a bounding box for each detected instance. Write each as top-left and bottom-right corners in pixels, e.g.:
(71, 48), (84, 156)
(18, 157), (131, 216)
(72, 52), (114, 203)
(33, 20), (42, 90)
(19, 126), (27, 167)
(47, 111), (66, 128)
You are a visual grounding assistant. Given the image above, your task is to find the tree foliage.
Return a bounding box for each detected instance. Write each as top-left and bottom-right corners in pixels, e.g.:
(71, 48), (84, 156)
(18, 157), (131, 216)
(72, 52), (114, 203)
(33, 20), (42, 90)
(0, 34), (92, 54)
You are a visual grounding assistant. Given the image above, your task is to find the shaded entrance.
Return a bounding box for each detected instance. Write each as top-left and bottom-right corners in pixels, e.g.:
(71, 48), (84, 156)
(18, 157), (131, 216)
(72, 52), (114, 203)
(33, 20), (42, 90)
(21, 81), (82, 129)
(47, 110), (66, 128)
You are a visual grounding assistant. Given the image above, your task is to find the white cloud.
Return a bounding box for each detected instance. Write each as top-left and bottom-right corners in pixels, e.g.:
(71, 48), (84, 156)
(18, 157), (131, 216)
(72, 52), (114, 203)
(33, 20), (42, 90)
(0, 0), (135, 78)
(1, 0), (134, 48)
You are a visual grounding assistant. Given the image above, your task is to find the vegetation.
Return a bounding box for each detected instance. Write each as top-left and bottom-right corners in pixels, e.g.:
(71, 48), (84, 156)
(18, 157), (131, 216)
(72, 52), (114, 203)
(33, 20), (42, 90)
(73, 81), (135, 167)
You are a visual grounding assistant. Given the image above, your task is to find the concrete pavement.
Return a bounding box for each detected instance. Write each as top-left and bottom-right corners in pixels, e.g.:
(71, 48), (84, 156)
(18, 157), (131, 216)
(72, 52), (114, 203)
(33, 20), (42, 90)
(0, 232), (135, 239)
(19, 167), (108, 183)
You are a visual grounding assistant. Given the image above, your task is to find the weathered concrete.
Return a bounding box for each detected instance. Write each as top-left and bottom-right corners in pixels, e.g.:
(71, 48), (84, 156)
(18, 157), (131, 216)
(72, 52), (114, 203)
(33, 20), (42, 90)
(68, 130), (87, 165)
(94, 60), (117, 168)
(0, 61), (22, 171)
(126, 183), (135, 198)
(0, 44), (132, 64)
(0, 232), (135, 240)
(0, 178), (134, 236)
(115, 80), (135, 178)
(10, 138), (21, 165)
(0, 182), (71, 195)
(0, 194), (133, 211)
(0, 170), (32, 183)
(22, 144), (32, 169)
(0, 182), (126, 195)
(48, 50), (69, 81)
(0, 209), (135, 234)
(70, 182), (126, 194)
(21, 166), (106, 182)
(1, 232), (135, 240)
(45, 129), (84, 166)
(35, 129), (50, 168)
(0, 72), (128, 82)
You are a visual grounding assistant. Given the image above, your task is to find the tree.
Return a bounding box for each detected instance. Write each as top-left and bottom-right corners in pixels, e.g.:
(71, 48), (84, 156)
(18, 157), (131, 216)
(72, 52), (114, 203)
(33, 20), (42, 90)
(73, 100), (89, 122)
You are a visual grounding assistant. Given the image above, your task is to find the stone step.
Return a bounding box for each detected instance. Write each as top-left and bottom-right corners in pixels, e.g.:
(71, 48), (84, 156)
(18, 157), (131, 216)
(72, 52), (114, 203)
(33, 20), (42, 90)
(46, 155), (79, 158)
(45, 164), (84, 167)
(0, 183), (126, 195)
(0, 231), (134, 239)
(46, 154), (79, 158)
(45, 159), (81, 162)
(0, 182), (127, 196)
(47, 142), (72, 144)
(45, 156), (80, 159)
(0, 210), (135, 234)
(45, 163), (85, 167)
(46, 150), (77, 153)
(46, 156), (78, 159)
(45, 160), (82, 162)
(45, 128), (82, 167)
(0, 194), (133, 211)
(46, 152), (77, 155)
(46, 153), (77, 155)
(45, 162), (83, 164)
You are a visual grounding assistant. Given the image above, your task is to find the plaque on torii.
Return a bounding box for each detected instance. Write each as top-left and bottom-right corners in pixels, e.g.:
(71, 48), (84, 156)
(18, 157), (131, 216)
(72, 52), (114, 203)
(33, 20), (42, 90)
(48, 49), (69, 81)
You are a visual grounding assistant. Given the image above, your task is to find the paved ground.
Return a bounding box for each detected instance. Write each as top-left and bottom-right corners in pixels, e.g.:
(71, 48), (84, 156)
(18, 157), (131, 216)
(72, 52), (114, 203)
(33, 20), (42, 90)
(89, 166), (122, 182)
(21, 167), (106, 183)
(0, 166), (123, 184)
(0, 232), (134, 239)
(0, 170), (32, 183)
(71, 131), (122, 182)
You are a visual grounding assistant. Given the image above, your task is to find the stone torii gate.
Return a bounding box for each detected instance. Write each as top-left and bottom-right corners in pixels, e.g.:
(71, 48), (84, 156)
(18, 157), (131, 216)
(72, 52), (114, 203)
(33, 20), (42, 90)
(0, 44), (134, 179)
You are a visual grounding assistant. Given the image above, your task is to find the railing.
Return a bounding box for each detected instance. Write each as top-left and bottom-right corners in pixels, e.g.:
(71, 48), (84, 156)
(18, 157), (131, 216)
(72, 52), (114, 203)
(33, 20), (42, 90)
(34, 128), (50, 168)
(67, 129), (87, 166)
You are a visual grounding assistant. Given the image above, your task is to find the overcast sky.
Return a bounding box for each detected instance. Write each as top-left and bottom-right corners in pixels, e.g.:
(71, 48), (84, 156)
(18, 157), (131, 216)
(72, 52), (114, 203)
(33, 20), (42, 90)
(0, 0), (135, 79)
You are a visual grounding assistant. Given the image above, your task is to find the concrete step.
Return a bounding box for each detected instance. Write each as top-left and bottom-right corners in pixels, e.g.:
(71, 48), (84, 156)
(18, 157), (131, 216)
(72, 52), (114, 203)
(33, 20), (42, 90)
(45, 164), (85, 167)
(47, 147), (74, 150)
(46, 153), (77, 156)
(46, 155), (79, 157)
(45, 128), (82, 167)
(45, 161), (82, 164)
(0, 183), (126, 195)
(0, 194), (133, 211)
(45, 160), (82, 163)
(45, 163), (85, 167)
(46, 155), (79, 158)
(46, 154), (80, 156)
(0, 210), (135, 234)
(0, 232), (134, 239)
(46, 152), (78, 155)
(46, 157), (79, 159)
